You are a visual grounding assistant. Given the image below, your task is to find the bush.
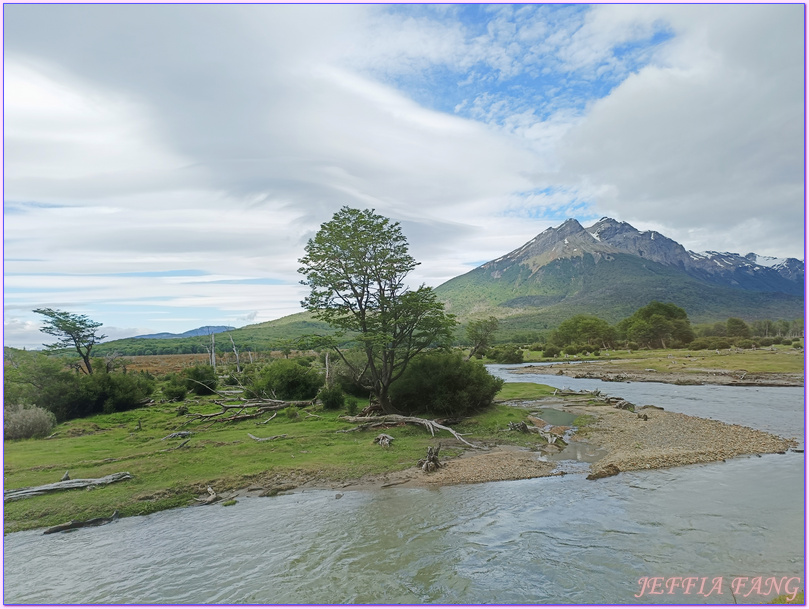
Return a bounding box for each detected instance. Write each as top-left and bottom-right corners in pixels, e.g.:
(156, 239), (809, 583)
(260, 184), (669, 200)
(318, 385), (345, 410)
(781, 337), (793, 345)
(542, 345), (561, 358)
(487, 345), (524, 364)
(793, 342), (803, 349)
(626, 342), (639, 351)
(389, 351), (504, 417)
(184, 365), (218, 395)
(346, 397), (359, 416)
(4, 404), (57, 440)
(80, 371), (156, 415)
(163, 382), (188, 402)
(563, 344), (580, 355)
(689, 338), (710, 350)
(284, 407), (299, 420)
(251, 359), (323, 400)
(734, 339), (754, 349)
(759, 337), (774, 347)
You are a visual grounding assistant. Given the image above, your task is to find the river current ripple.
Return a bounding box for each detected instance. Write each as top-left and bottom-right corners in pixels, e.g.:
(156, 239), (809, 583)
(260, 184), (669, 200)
(3, 367), (804, 604)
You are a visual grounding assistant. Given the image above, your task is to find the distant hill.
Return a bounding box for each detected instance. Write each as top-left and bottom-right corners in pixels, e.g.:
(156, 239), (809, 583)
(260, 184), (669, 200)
(94, 217), (803, 355)
(94, 313), (338, 356)
(134, 326), (236, 340)
(435, 217), (804, 330)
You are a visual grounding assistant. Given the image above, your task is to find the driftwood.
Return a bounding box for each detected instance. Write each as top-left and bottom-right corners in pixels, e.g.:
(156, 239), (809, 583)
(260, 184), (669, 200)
(339, 415), (478, 447)
(373, 433), (394, 447)
(5, 472), (133, 503)
(43, 511), (120, 535)
(201, 486), (218, 504)
(418, 444), (442, 472)
(186, 399), (315, 425)
(162, 431), (192, 440)
(247, 433), (289, 442)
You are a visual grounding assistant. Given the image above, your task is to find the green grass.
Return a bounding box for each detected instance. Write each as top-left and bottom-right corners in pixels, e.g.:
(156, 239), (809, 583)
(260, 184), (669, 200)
(494, 382), (557, 401)
(4, 394), (541, 533)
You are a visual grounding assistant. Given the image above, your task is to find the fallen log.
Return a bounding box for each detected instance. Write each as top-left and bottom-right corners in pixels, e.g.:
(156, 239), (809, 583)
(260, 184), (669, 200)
(247, 433), (289, 442)
(339, 415), (478, 447)
(162, 431), (192, 441)
(186, 399), (315, 425)
(5, 472), (133, 503)
(43, 511), (120, 535)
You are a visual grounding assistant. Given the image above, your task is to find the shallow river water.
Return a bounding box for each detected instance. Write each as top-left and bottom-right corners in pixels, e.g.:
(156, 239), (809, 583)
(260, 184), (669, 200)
(3, 367), (805, 605)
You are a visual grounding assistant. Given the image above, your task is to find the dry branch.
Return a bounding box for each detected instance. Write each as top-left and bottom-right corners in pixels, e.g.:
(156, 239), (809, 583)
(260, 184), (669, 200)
(247, 433), (289, 442)
(339, 415), (478, 447)
(4, 472), (133, 502)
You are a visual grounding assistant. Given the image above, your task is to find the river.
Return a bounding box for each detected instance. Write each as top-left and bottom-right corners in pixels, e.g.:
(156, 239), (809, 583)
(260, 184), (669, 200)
(3, 367), (805, 604)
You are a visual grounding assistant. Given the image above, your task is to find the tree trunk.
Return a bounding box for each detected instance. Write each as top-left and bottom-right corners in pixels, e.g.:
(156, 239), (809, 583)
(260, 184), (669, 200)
(377, 389), (402, 415)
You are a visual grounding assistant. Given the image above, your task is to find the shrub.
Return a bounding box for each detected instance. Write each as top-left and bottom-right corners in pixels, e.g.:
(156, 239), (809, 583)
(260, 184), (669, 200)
(318, 385), (345, 410)
(542, 345), (561, 358)
(284, 407), (299, 420)
(759, 337), (774, 347)
(793, 342), (803, 349)
(487, 345), (524, 364)
(184, 365), (218, 395)
(80, 371), (156, 415)
(346, 397), (359, 416)
(563, 344), (580, 355)
(389, 351), (504, 417)
(689, 338), (710, 350)
(781, 338), (793, 345)
(4, 404), (57, 440)
(734, 339), (754, 349)
(626, 342), (639, 351)
(251, 359), (323, 400)
(163, 382), (188, 402)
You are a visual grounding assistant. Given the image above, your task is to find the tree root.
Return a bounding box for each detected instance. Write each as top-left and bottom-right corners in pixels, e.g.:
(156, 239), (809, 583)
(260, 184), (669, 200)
(339, 415), (479, 447)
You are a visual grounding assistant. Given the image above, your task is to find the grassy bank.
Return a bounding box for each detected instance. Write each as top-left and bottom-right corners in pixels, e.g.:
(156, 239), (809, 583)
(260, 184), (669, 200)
(4, 385), (557, 533)
(503, 345), (804, 374)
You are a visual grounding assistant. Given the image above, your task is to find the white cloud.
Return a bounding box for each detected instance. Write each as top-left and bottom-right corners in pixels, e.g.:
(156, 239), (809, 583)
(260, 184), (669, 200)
(3, 4), (803, 348)
(556, 4), (804, 257)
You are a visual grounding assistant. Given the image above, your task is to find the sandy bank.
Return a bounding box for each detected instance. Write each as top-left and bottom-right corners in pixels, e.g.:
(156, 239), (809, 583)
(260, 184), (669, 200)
(207, 397), (797, 500)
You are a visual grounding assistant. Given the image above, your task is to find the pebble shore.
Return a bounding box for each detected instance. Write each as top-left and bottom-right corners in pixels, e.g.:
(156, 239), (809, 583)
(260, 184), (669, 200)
(573, 403), (797, 479)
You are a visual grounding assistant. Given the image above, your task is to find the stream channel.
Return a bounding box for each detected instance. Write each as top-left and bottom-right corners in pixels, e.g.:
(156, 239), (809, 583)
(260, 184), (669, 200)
(3, 364), (805, 604)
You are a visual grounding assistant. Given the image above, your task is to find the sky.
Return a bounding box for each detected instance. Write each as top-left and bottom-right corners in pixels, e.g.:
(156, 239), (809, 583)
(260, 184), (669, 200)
(3, 3), (806, 349)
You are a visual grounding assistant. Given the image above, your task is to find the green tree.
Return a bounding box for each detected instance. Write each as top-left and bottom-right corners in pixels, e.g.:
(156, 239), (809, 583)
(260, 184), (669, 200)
(298, 207), (456, 414)
(726, 317), (750, 338)
(465, 316), (499, 360)
(33, 308), (107, 374)
(389, 351), (504, 417)
(551, 315), (616, 348)
(251, 359), (323, 401)
(617, 301), (694, 348)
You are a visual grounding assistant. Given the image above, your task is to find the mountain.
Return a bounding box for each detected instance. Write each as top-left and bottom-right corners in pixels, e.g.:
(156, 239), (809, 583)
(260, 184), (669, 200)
(586, 218), (803, 295)
(435, 217), (804, 328)
(133, 325), (236, 340)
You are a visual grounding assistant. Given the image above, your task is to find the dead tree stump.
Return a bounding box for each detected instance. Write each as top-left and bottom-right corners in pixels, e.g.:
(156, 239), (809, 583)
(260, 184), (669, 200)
(418, 444), (442, 472)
